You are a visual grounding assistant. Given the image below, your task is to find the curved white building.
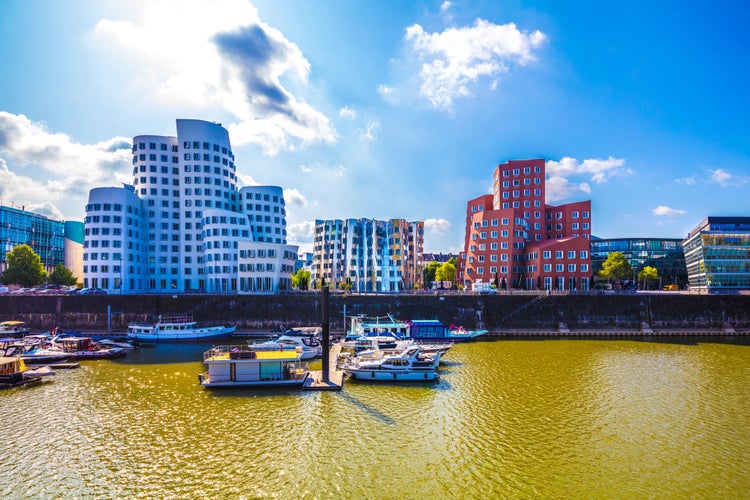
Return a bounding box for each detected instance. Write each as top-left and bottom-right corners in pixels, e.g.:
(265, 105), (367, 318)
(83, 119), (297, 294)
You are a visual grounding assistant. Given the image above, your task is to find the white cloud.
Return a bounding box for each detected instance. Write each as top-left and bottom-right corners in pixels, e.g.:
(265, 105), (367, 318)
(0, 112), (132, 219)
(377, 84), (395, 96)
(283, 188), (308, 207)
(440, 1), (452, 12)
(709, 168), (733, 187)
(95, 0), (335, 155)
(339, 106), (356, 119)
(546, 157), (630, 183)
(425, 218), (452, 233)
(359, 120), (380, 142)
(545, 175), (592, 203)
(298, 162), (347, 177)
(653, 205), (686, 217)
(403, 19), (546, 110)
(287, 220), (315, 244)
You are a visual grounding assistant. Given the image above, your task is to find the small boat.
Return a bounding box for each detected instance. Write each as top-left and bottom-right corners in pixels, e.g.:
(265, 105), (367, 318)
(0, 356), (54, 389)
(340, 345), (441, 382)
(407, 319), (488, 342)
(198, 345), (309, 388)
(57, 337), (128, 360)
(20, 347), (70, 364)
(249, 334), (322, 360)
(97, 339), (134, 349)
(0, 321), (30, 338)
(127, 314), (236, 342)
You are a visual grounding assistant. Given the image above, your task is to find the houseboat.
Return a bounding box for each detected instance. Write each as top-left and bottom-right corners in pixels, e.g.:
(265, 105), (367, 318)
(198, 345), (309, 388)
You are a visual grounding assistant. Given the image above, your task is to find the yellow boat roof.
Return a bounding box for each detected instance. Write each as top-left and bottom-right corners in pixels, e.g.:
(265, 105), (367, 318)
(0, 321), (26, 326)
(254, 350), (300, 360)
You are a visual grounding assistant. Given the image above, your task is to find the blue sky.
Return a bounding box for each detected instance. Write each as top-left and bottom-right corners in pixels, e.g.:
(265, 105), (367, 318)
(1, 0), (748, 254)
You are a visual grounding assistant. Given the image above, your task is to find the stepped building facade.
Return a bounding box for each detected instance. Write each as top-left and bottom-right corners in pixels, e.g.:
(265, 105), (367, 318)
(83, 119), (297, 294)
(458, 159), (592, 291)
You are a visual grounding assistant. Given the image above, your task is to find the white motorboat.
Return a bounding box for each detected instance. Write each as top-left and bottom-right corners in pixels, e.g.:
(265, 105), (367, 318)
(198, 345), (309, 388)
(249, 334), (321, 360)
(127, 314), (235, 342)
(340, 345), (442, 382)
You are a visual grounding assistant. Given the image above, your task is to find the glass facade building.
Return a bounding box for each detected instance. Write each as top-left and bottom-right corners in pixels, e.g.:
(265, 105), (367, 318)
(590, 238), (687, 287)
(682, 217), (750, 293)
(0, 205), (65, 275)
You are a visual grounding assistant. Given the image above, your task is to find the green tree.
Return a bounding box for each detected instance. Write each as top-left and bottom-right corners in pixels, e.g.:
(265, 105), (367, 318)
(638, 266), (659, 290)
(49, 264), (78, 286)
(435, 260), (457, 285)
(423, 261), (441, 288)
(291, 268), (311, 290)
(598, 251), (632, 282)
(1, 244), (46, 287)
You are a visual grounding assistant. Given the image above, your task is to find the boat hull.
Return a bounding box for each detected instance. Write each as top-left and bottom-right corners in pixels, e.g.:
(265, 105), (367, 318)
(344, 369), (438, 381)
(127, 326), (236, 342)
(198, 373), (309, 388)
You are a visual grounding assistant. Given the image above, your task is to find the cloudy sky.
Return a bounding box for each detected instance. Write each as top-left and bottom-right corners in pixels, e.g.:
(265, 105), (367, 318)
(1, 0), (748, 253)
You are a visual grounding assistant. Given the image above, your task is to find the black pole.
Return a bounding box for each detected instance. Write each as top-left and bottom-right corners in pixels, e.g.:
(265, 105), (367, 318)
(321, 285), (330, 382)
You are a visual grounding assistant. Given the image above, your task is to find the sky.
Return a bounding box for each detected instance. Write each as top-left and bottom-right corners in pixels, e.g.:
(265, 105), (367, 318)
(1, 0), (748, 254)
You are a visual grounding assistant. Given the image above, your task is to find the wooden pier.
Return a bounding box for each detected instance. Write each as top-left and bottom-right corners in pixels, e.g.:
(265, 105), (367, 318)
(303, 343), (344, 391)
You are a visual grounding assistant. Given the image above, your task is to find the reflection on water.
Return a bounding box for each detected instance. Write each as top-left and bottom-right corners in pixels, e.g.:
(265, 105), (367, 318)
(1, 339), (749, 498)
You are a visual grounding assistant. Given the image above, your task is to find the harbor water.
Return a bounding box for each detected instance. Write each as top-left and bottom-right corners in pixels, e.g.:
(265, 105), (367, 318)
(1, 338), (749, 498)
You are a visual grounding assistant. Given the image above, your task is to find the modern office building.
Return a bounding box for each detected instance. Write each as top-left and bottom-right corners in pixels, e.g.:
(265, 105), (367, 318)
(682, 216), (750, 293)
(83, 119), (297, 294)
(458, 159), (593, 291)
(312, 218), (424, 292)
(63, 221), (85, 282)
(0, 204), (65, 276)
(590, 237), (687, 288)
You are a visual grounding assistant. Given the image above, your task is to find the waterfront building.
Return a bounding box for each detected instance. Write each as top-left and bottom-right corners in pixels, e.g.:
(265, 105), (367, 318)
(682, 216), (750, 293)
(83, 119), (297, 294)
(312, 218), (424, 292)
(590, 237), (687, 288)
(63, 221), (85, 283)
(458, 159), (592, 291)
(0, 204), (65, 277)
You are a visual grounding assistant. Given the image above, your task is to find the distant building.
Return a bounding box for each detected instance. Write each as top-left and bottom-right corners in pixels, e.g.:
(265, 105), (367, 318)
(64, 221), (85, 282)
(682, 216), (750, 293)
(83, 119), (297, 294)
(0, 204), (65, 276)
(590, 237), (687, 288)
(459, 159), (592, 291)
(312, 218), (424, 292)
(422, 252), (457, 264)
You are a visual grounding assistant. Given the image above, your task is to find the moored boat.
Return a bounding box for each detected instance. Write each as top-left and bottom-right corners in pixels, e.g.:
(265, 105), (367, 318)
(348, 315), (487, 343)
(127, 314), (235, 342)
(0, 321), (30, 338)
(340, 345), (441, 382)
(0, 356), (54, 389)
(249, 333), (321, 360)
(198, 345), (309, 388)
(57, 337), (128, 360)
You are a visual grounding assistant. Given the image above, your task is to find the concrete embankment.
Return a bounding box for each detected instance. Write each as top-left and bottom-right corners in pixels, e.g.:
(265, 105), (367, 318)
(0, 293), (748, 335)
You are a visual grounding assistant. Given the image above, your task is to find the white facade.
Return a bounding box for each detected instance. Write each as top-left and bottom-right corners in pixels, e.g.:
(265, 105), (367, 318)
(83, 119), (297, 294)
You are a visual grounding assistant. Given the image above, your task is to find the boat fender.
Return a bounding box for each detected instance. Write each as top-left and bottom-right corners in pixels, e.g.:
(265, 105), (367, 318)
(197, 373), (203, 384)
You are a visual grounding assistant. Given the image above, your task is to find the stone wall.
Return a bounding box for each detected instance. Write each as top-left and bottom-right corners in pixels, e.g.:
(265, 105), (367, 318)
(1, 293), (749, 333)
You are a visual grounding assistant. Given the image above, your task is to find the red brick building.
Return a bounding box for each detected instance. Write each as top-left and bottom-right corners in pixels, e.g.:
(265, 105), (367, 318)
(458, 159), (592, 291)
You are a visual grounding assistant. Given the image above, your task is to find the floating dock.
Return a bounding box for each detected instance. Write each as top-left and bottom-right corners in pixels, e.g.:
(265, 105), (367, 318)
(303, 343), (344, 391)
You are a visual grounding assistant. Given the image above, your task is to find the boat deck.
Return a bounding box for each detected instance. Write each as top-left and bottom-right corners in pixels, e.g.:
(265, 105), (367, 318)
(303, 343), (344, 391)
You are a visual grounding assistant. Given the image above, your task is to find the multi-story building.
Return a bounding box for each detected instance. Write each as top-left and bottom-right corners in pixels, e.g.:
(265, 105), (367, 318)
(0, 204), (65, 276)
(83, 119), (297, 294)
(590, 238), (687, 288)
(682, 216), (750, 293)
(312, 218), (424, 292)
(458, 159), (593, 291)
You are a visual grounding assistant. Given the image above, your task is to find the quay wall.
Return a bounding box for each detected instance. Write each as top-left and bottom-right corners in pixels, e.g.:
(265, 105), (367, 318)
(0, 293), (749, 334)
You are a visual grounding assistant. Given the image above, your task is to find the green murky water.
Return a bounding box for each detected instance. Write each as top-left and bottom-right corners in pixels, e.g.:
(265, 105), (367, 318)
(1, 338), (749, 498)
